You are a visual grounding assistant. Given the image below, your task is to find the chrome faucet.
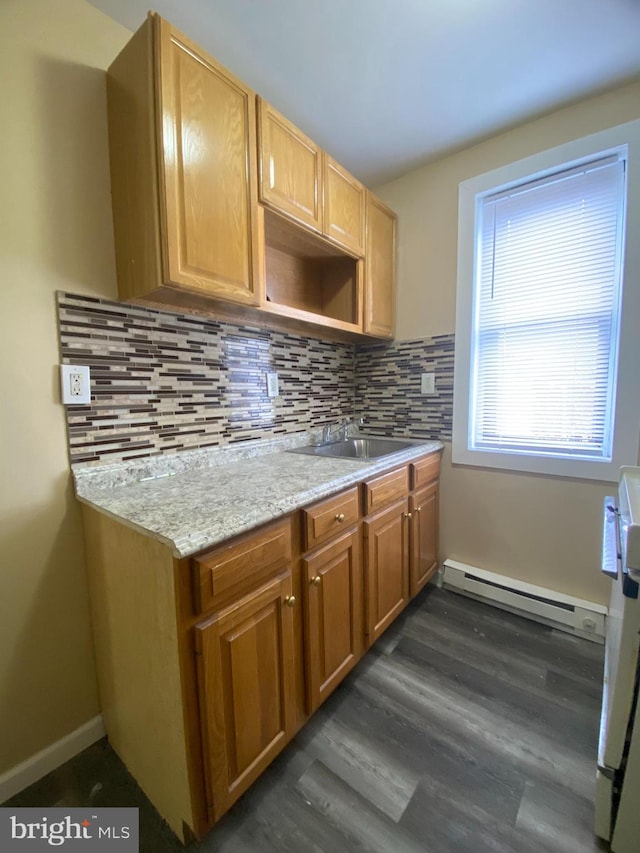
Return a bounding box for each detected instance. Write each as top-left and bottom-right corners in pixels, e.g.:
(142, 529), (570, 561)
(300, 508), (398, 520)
(322, 417), (351, 444)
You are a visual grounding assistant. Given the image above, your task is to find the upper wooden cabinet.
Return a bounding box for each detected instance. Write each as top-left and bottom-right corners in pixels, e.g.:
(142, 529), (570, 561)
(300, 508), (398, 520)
(257, 99), (365, 259)
(107, 15), (261, 309)
(257, 98), (323, 233)
(107, 14), (396, 340)
(364, 192), (397, 338)
(323, 155), (366, 256)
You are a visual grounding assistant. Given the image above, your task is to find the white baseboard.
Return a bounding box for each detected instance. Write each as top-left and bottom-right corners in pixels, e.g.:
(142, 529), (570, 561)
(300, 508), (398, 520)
(0, 715), (105, 805)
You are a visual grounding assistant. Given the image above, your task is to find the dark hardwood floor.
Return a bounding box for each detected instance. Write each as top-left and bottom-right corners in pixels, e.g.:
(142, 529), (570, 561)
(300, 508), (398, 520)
(5, 587), (607, 852)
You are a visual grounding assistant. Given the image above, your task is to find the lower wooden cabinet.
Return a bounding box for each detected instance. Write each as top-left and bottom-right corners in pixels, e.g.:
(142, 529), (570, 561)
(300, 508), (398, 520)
(363, 497), (410, 644)
(302, 528), (363, 713)
(410, 481), (439, 595)
(194, 572), (297, 820)
(82, 451), (441, 842)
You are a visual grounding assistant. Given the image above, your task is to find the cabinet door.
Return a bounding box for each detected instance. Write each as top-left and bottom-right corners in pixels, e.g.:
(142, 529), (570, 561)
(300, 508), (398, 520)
(364, 192), (396, 338)
(157, 18), (261, 305)
(195, 574), (296, 821)
(257, 98), (322, 233)
(303, 529), (363, 713)
(410, 482), (439, 596)
(363, 498), (409, 645)
(323, 155), (365, 256)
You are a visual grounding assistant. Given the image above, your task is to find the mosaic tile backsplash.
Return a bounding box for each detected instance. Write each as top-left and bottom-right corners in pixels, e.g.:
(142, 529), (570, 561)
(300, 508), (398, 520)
(57, 292), (454, 466)
(355, 335), (454, 441)
(57, 293), (355, 465)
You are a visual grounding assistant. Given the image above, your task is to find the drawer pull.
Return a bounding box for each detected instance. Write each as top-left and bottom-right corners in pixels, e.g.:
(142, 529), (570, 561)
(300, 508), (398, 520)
(335, 513), (345, 523)
(311, 575), (322, 586)
(284, 595), (296, 608)
(403, 512), (412, 520)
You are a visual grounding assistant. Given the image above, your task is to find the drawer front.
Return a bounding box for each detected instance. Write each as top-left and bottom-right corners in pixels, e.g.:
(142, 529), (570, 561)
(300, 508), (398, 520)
(363, 467), (409, 515)
(411, 452), (441, 490)
(192, 517), (292, 614)
(303, 487), (360, 551)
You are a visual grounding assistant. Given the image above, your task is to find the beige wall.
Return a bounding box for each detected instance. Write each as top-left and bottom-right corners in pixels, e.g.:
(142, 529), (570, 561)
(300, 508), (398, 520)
(0, 0), (130, 775)
(376, 80), (640, 606)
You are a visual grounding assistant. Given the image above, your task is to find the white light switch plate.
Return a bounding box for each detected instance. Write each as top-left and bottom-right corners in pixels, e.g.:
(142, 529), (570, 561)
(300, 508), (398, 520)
(60, 364), (91, 405)
(266, 372), (279, 398)
(421, 372), (435, 395)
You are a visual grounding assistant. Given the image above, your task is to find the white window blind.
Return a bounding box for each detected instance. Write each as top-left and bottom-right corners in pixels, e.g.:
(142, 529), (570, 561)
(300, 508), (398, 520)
(470, 154), (626, 460)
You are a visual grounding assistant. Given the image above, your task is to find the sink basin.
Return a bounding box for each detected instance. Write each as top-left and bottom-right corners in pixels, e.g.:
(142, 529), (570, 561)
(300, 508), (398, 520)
(290, 437), (419, 460)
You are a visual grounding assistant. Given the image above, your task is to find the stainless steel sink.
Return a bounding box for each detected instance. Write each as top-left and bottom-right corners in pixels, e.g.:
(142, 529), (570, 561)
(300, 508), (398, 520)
(289, 437), (419, 460)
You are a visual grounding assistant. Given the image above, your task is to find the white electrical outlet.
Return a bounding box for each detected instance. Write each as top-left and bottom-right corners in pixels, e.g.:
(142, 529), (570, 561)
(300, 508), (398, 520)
(421, 372), (436, 395)
(266, 372), (279, 398)
(60, 364), (91, 405)
(70, 373), (82, 396)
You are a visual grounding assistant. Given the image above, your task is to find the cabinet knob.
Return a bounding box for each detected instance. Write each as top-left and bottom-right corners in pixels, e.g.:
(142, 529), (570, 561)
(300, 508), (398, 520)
(403, 512), (412, 519)
(335, 513), (345, 522)
(284, 595), (296, 607)
(311, 575), (322, 586)
(416, 506), (422, 513)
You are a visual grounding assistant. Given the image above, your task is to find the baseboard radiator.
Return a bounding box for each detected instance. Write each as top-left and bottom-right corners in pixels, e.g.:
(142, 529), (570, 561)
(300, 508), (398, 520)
(441, 559), (607, 643)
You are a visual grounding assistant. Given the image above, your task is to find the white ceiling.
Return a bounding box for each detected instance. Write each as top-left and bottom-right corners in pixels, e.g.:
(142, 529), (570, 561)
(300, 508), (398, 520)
(88, 0), (640, 185)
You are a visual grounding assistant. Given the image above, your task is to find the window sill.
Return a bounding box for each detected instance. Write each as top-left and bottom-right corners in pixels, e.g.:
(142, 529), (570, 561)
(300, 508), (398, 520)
(451, 443), (620, 482)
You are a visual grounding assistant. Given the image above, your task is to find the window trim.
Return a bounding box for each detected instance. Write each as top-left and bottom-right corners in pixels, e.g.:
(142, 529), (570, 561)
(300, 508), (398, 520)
(453, 120), (640, 481)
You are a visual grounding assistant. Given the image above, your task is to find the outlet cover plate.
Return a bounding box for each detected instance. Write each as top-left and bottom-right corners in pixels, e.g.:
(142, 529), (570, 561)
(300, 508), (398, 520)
(421, 372), (435, 395)
(61, 364), (91, 405)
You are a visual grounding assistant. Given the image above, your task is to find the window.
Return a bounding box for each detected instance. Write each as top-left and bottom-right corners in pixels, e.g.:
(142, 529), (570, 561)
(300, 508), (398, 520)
(453, 121), (640, 480)
(473, 154), (625, 459)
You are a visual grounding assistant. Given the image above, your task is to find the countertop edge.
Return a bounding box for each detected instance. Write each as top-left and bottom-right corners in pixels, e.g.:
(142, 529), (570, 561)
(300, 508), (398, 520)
(75, 439), (444, 559)
(76, 494), (182, 556)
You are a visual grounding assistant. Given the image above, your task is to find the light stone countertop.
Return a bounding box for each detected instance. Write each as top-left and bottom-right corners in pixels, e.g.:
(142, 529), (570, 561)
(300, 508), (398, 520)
(73, 435), (443, 558)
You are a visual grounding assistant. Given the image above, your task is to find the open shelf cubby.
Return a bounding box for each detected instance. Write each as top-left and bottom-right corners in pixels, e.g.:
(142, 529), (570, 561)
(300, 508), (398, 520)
(263, 210), (362, 328)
